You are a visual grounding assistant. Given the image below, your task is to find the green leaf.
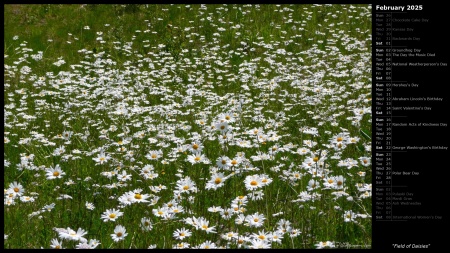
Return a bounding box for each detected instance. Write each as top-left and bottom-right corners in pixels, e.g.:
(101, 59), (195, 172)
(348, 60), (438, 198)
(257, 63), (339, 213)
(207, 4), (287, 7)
(359, 129), (371, 141)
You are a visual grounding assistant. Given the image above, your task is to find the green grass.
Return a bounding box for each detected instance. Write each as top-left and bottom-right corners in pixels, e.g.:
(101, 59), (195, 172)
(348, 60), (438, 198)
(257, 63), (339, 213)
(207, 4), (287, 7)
(4, 4), (372, 249)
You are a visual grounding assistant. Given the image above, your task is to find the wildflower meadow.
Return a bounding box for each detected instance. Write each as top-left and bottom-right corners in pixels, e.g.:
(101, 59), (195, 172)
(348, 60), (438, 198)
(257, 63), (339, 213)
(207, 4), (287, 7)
(4, 4), (372, 249)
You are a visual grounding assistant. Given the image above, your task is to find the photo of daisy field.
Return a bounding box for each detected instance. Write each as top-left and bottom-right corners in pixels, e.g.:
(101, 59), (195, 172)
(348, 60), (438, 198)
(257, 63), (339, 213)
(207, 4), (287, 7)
(4, 4), (372, 249)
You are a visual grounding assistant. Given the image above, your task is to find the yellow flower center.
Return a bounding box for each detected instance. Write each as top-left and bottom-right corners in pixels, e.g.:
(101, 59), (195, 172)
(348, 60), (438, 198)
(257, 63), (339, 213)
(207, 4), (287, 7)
(215, 178), (222, 184)
(337, 181), (343, 186)
(116, 232), (122, 237)
(55, 245), (61, 249)
(183, 185), (189, 190)
(262, 178), (267, 183)
(250, 180), (258, 186)
(14, 188), (19, 192)
(151, 154), (157, 159)
(192, 144), (199, 150)
(134, 194), (142, 199)
(194, 156), (201, 161)
(180, 232), (185, 236)
(109, 213), (116, 218)
(337, 137), (343, 142)
(202, 225), (208, 229)
(313, 157), (319, 162)
(231, 160), (237, 165)
(253, 218), (259, 222)
(100, 157), (105, 161)
(258, 235), (265, 240)
(53, 171), (60, 177)
(225, 115), (230, 120)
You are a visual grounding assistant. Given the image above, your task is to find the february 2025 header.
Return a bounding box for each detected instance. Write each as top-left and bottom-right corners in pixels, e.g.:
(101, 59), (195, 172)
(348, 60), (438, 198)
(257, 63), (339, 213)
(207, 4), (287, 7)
(376, 5), (423, 11)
